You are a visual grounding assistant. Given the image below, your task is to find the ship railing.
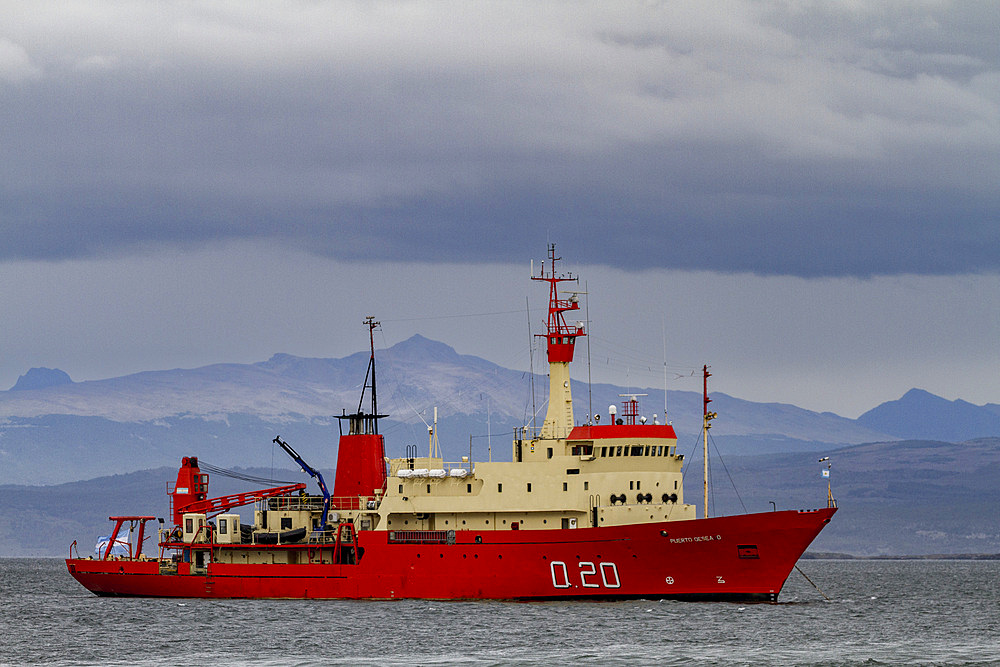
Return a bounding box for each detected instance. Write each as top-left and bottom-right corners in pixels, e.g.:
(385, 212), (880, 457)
(263, 494), (384, 512)
(517, 425), (543, 441)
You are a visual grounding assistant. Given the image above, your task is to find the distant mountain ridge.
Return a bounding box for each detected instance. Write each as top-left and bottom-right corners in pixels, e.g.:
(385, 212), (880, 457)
(857, 388), (1000, 442)
(0, 335), (996, 485)
(10, 367), (73, 392)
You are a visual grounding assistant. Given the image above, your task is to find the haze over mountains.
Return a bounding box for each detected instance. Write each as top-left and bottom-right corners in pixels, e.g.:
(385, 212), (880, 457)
(2, 334), (998, 486)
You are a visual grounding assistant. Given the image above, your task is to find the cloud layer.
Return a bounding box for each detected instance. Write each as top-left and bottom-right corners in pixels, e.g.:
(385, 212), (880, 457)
(2, 1), (998, 276)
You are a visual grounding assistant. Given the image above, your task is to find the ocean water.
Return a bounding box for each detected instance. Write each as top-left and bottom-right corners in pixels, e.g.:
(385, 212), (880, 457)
(1, 559), (998, 666)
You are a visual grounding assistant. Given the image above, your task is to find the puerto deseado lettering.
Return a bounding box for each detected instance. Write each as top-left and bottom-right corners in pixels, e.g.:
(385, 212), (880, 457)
(669, 534), (722, 544)
(550, 561), (621, 589)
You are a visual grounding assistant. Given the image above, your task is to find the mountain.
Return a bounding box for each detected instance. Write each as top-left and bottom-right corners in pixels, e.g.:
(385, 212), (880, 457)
(10, 367), (73, 392)
(857, 388), (1000, 442)
(0, 335), (994, 486)
(0, 335), (892, 485)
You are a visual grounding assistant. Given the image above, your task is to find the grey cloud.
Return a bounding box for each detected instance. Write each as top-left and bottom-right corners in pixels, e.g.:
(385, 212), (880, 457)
(1, 1), (998, 276)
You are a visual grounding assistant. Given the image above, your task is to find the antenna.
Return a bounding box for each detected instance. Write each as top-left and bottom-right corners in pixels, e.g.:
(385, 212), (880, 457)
(526, 296), (536, 431)
(662, 317), (669, 423)
(586, 280), (592, 425)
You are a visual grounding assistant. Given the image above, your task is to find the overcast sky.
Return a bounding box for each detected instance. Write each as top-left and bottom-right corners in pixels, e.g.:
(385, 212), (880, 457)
(1, 1), (997, 418)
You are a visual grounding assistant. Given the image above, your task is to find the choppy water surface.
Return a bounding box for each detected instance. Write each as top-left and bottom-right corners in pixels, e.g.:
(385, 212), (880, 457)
(1, 559), (998, 666)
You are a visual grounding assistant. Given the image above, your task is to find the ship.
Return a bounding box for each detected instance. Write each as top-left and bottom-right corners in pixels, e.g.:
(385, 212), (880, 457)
(66, 246), (836, 601)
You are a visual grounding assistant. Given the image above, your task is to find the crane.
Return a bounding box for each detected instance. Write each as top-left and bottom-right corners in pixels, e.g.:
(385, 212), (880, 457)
(273, 436), (332, 531)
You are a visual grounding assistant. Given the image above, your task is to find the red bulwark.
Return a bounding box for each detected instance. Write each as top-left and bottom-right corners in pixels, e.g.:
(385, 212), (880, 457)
(568, 424), (678, 441)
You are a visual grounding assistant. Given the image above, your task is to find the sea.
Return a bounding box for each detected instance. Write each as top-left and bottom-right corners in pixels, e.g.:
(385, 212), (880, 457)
(1, 558), (998, 666)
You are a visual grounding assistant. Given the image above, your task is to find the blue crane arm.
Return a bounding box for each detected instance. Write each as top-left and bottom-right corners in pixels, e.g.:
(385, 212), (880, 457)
(273, 436), (331, 530)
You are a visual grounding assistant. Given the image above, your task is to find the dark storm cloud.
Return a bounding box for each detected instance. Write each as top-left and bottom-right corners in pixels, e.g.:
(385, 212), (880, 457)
(1, 1), (998, 276)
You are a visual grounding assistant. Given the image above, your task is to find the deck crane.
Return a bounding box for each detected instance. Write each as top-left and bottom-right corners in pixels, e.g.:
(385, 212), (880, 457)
(169, 456), (307, 525)
(273, 436), (332, 532)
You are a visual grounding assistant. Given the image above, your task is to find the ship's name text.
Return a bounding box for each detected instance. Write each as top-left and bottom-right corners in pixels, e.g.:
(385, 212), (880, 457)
(669, 534), (722, 544)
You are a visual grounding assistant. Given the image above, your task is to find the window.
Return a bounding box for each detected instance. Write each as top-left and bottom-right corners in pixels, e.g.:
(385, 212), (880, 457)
(498, 483), (502, 493)
(218, 518), (228, 535)
(547, 447), (553, 459)
(527, 483), (532, 493)
(563, 482), (568, 491)
(467, 483), (472, 493)
(629, 481), (634, 490)
(645, 446), (650, 456)
(185, 518), (193, 533)
(616, 446), (623, 456)
(584, 481), (589, 490)
(281, 517), (292, 530)
(601, 446), (607, 457)
(566, 468), (580, 475)
(427, 484), (431, 493)
(637, 481), (641, 490)
(399, 484), (403, 493)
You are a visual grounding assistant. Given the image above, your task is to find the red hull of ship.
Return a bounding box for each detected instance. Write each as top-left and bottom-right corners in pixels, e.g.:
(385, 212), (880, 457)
(66, 507), (834, 601)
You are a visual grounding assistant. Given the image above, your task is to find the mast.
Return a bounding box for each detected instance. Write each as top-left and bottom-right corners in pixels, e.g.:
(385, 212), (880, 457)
(702, 365), (717, 519)
(532, 244), (585, 439)
(333, 317), (389, 505)
(339, 316), (387, 437)
(357, 316), (381, 430)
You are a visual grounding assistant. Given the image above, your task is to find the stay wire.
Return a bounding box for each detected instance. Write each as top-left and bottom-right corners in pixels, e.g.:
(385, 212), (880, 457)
(708, 430), (748, 514)
(198, 461), (297, 487)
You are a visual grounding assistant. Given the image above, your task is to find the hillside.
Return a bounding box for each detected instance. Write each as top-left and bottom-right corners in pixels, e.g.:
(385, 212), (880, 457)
(5, 437), (999, 558)
(704, 437), (1000, 556)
